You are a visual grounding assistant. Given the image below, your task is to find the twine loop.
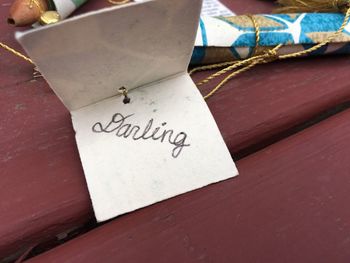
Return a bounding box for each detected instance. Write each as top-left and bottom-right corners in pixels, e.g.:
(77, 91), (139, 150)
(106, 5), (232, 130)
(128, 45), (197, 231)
(261, 48), (280, 63)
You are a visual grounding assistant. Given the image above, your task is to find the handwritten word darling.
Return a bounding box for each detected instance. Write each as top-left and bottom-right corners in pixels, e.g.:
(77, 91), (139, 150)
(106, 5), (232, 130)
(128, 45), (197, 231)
(92, 113), (190, 158)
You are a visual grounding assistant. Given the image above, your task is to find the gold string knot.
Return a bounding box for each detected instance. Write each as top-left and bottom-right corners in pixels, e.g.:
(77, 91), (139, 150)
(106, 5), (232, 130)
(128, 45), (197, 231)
(261, 48), (280, 63)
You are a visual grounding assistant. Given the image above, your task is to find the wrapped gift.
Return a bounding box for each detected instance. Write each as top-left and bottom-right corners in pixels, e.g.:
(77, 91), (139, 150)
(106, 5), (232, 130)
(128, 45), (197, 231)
(191, 13), (350, 64)
(52, 0), (89, 19)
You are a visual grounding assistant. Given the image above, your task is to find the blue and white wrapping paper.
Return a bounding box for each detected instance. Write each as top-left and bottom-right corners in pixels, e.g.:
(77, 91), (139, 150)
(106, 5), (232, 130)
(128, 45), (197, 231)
(191, 13), (350, 65)
(51, 0), (88, 19)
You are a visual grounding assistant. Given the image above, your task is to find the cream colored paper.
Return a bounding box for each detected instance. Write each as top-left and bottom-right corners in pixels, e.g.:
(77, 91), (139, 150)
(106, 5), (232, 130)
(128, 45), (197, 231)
(202, 0), (234, 16)
(17, 0), (199, 111)
(17, 0), (238, 222)
(72, 73), (237, 221)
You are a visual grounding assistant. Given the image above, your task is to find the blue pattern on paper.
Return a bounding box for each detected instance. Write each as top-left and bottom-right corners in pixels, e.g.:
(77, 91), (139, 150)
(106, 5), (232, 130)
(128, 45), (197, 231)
(191, 13), (350, 64)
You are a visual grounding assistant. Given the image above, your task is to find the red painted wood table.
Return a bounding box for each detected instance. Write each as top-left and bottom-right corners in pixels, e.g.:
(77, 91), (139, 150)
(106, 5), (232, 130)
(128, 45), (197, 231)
(1, 0), (350, 262)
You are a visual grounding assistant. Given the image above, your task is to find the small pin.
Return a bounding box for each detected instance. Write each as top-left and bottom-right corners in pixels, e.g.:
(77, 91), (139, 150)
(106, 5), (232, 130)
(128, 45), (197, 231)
(118, 87), (131, 104)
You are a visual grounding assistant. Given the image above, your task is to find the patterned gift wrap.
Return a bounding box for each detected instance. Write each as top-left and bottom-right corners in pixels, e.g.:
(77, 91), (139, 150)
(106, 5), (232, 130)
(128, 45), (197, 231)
(51, 0), (88, 19)
(191, 13), (350, 65)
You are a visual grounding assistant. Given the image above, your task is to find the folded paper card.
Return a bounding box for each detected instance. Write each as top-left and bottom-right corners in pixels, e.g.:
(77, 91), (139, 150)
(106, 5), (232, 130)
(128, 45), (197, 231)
(17, 0), (238, 222)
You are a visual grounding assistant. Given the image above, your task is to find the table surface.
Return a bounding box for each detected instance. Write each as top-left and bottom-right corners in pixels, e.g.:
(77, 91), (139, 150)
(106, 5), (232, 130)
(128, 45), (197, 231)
(1, 0), (350, 262)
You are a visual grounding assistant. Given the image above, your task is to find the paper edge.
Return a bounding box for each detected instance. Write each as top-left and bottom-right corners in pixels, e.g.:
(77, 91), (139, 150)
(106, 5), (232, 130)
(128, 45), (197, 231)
(16, 0), (202, 112)
(71, 72), (239, 222)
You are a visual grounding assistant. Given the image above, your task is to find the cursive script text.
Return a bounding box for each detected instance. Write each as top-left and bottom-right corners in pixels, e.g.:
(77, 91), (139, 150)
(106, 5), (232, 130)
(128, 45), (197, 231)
(92, 113), (190, 158)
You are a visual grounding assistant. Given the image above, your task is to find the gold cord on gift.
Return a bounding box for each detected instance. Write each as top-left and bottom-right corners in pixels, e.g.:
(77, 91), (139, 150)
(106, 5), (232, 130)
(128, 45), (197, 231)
(194, 15), (265, 87)
(190, 6), (350, 100)
(202, 45), (282, 99)
(190, 14), (280, 99)
(1, 0), (349, 94)
(280, 5), (350, 59)
(248, 14), (261, 56)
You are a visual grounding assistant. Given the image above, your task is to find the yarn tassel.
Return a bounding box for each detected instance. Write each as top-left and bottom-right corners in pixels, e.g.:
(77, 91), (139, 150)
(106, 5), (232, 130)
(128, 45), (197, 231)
(274, 0), (350, 13)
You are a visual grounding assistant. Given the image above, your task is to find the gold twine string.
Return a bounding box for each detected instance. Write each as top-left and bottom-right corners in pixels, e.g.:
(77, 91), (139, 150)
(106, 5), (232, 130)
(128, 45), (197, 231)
(188, 14), (261, 78)
(1, 1), (349, 92)
(190, 7), (350, 100)
(0, 0), (46, 78)
(249, 14), (261, 56)
(0, 42), (34, 64)
(280, 6), (350, 59)
(0, 42), (42, 78)
(192, 15), (266, 87)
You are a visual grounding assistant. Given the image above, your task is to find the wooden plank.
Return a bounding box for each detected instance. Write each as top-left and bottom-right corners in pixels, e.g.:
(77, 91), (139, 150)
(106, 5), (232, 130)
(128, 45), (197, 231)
(0, 22), (33, 87)
(2, 0), (350, 260)
(198, 56), (350, 156)
(26, 108), (350, 263)
(0, 80), (93, 262)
